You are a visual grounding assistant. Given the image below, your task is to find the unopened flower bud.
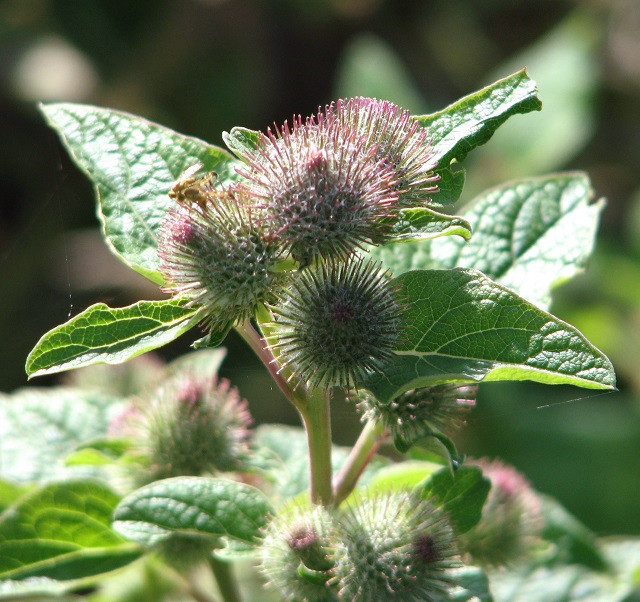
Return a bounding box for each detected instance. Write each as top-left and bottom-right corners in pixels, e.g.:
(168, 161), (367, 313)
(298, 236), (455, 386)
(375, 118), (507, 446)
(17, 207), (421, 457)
(332, 491), (459, 601)
(139, 373), (252, 482)
(460, 458), (542, 567)
(159, 183), (283, 328)
(270, 257), (402, 390)
(261, 505), (336, 602)
(357, 384), (477, 450)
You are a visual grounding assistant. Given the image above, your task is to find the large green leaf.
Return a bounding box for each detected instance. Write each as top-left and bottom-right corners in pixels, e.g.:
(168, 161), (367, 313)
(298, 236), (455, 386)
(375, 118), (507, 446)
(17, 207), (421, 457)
(0, 388), (123, 483)
(415, 69), (541, 204)
(112, 477), (273, 547)
(379, 173), (603, 310)
(418, 466), (491, 535)
(365, 268), (615, 403)
(26, 298), (200, 378)
(0, 481), (140, 580)
(40, 103), (240, 283)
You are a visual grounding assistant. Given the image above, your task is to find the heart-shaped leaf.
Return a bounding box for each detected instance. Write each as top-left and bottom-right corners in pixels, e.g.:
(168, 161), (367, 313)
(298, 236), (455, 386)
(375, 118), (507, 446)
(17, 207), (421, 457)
(26, 298), (200, 378)
(372, 172), (604, 311)
(40, 103), (241, 283)
(365, 268), (615, 403)
(112, 477), (273, 547)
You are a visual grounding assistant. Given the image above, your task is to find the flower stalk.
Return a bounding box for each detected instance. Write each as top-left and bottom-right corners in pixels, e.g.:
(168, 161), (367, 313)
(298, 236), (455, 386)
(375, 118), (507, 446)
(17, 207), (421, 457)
(208, 556), (243, 602)
(332, 419), (384, 506)
(299, 388), (334, 506)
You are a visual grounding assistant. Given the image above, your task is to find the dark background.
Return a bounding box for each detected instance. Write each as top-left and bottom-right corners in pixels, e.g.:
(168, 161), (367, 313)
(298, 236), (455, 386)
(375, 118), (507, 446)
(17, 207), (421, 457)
(1, 0), (639, 536)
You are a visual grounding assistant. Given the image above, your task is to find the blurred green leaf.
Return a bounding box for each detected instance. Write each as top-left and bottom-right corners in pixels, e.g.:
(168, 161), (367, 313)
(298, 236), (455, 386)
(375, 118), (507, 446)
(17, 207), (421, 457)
(0, 388), (123, 483)
(334, 33), (429, 114)
(26, 299), (200, 378)
(40, 103), (240, 283)
(364, 268), (616, 403)
(65, 438), (132, 467)
(392, 172), (603, 310)
(363, 461), (442, 495)
(540, 494), (608, 571)
(419, 466), (491, 534)
(0, 480), (30, 514)
(166, 347), (227, 378)
(112, 477), (273, 547)
(0, 481), (140, 580)
(486, 536), (640, 600)
(488, 564), (589, 602)
(487, 540), (640, 602)
(448, 566), (493, 601)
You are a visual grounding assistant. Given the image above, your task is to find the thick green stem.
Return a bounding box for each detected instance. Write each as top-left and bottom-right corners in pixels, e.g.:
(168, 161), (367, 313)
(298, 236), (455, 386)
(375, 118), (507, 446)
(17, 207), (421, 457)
(332, 419), (383, 506)
(300, 388), (334, 506)
(238, 315), (332, 506)
(208, 556), (242, 602)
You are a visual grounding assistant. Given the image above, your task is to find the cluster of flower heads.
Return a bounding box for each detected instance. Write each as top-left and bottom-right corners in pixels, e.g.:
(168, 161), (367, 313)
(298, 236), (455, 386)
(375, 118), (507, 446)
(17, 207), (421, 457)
(159, 97), (439, 390)
(261, 491), (459, 601)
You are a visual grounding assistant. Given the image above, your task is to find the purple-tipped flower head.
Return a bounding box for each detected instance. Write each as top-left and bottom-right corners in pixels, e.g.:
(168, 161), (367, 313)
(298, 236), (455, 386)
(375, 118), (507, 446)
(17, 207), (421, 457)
(460, 458), (542, 567)
(270, 257), (402, 390)
(159, 183), (283, 328)
(261, 505), (335, 601)
(332, 491), (459, 601)
(331, 97), (439, 206)
(139, 373), (252, 482)
(236, 108), (401, 264)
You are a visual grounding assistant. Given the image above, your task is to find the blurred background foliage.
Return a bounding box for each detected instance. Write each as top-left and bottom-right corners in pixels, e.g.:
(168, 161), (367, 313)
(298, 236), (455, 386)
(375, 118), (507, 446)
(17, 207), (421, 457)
(1, 0), (639, 537)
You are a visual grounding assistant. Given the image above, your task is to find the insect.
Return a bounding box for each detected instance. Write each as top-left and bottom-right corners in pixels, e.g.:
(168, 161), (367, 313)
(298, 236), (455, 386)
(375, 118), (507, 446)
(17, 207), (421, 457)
(169, 163), (219, 209)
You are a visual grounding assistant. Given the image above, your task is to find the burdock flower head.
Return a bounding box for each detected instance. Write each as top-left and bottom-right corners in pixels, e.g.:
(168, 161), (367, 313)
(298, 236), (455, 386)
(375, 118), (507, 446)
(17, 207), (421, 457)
(331, 97), (439, 206)
(159, 176), (283, 328)
(235, 106), (404, 265)
(260, 505), (336, 602)
(269, 256), (402, 390)
(137, 372), (252, 482)
(460, 458), (542, 567)
(332, 491), (459, 601)
(357, 384), (477, 451)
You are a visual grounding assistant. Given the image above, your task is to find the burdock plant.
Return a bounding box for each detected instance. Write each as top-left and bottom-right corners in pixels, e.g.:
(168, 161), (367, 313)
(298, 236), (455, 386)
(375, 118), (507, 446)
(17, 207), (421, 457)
(16, 69), (623, 601)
